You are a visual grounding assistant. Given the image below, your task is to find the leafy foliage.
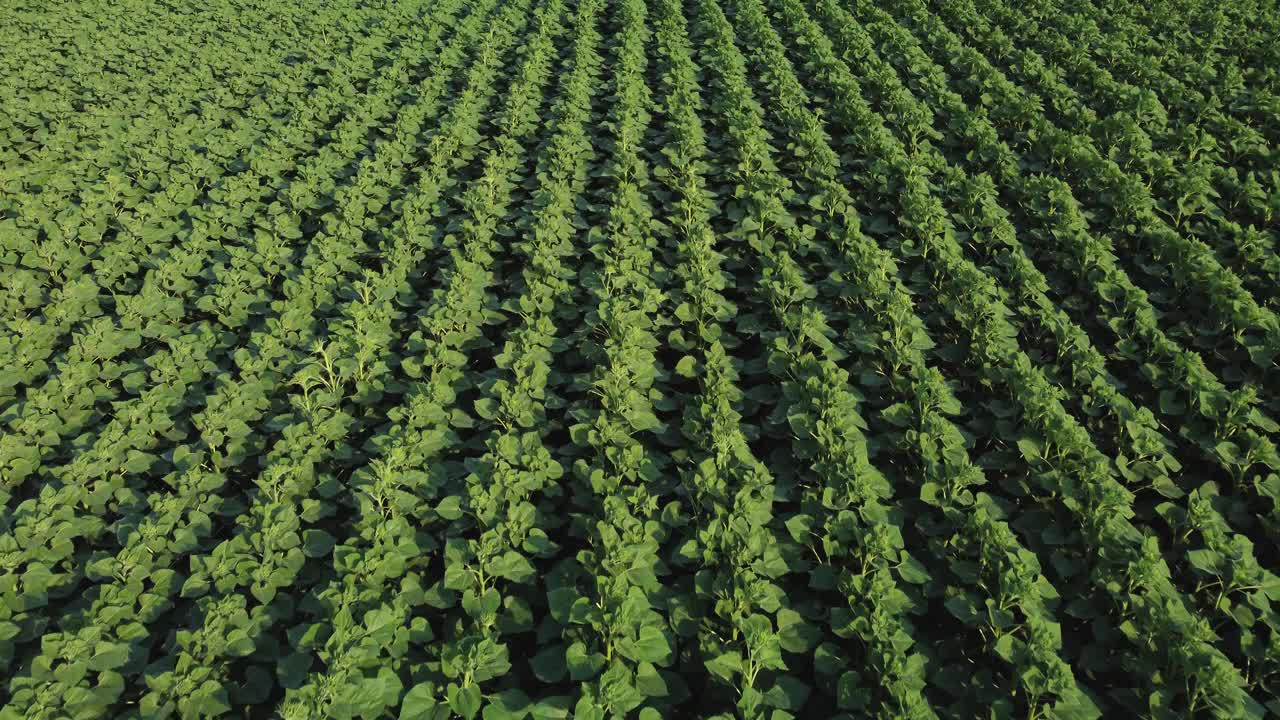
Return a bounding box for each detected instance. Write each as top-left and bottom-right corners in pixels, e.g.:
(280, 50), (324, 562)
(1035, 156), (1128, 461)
(2, 0), (1279, 715)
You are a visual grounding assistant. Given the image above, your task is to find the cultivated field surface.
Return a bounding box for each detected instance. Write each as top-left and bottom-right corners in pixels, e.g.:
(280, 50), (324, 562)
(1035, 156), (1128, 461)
(2, 0), (1280, 717)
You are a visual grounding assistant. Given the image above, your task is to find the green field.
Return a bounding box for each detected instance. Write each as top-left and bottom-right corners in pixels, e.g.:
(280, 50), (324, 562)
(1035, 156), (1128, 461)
(2, 0), (1280, 716)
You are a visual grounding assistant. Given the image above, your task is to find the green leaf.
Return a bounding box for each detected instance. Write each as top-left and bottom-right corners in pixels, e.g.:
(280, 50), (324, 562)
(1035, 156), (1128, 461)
(87, 642), (129, 671)
(400, 683), (441, 720)
(302, 529), (336, 558)
(475, 398), (499, 420)
(448, 683), (482, 720)
(530, 644), (567, 683)
(444, 562), (472, 591)
(812, 642), (846, 676)
(618, 626), (671, 664)
(566, 641), (605, 681)
(784, 514), (813, 543)
(1016, 437), (1043, 461)
(225, 630), (255, 657)
(488, 550), (534, 583)
(1157, 390), (1185, 416)
(251, 581), (277, 604)
(278, 652), (313, 690)
(1186, 549), (1221, 575)
(547, 587), (579, 624)
(705, 651), (741, 682)
(776, 608), (820, 653)
(473, 638), (512, 683)
(896, 552), (931, 584)
(763, 675), (811, 710)
(630, 410), (662, 432)
(436, 496), (464, 521)
(635, 662), (668, 697)
(945, 595), (978, 622)
(599, 662), (645, 713)
(572, 697), (605, 720)
(993, 633), (1016, 662)
(675, 355), (698, 378)
(527, 697), (572, 719)
(522, 528), (556, 556)
(482, 689), (531, 720)
(836, 672), (868, 710)
(124, 450), (154, 474)
(881, 402), (914, 427)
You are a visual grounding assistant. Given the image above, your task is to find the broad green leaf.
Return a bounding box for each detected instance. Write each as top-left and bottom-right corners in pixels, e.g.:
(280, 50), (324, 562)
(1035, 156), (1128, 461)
(448, 683), (482, 720)
(436, 496), (464, 520)
(705, 651), (741, 682)
(618, 626), (671, 664)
